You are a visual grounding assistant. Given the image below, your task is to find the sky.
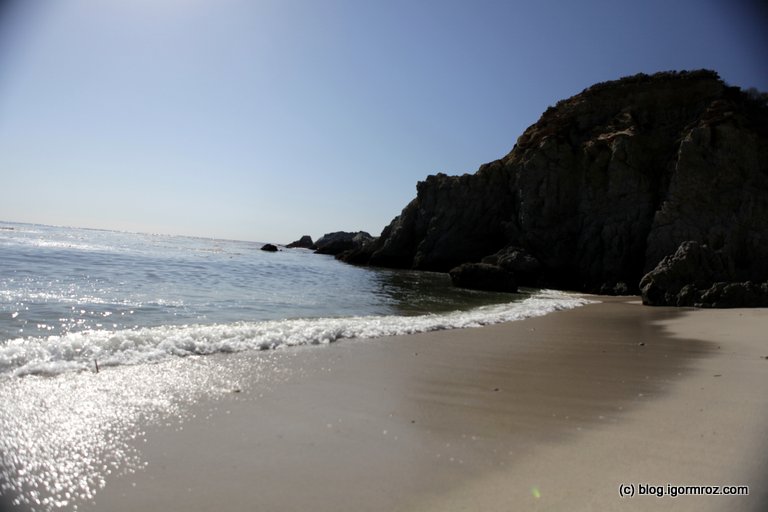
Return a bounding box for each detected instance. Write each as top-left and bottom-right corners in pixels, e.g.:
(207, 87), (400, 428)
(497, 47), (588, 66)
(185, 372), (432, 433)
(0, 0), (766, 243)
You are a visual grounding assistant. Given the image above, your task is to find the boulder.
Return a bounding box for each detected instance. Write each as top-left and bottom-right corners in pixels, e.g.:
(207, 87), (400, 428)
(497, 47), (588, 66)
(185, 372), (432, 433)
(260, 243), (279, 252)
(287, 235), (316, 249)
(314, 231), (374, 256)
(482, 245), (541, 286)
(640, 241), (768, 307)
(698, 282), (768, 308)
(639, 241), (729, 306)
(448, 263), (518, 293)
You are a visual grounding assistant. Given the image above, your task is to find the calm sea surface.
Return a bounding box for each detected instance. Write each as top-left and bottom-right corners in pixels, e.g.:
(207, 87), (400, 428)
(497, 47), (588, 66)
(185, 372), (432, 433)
(0, 221), (592, 510)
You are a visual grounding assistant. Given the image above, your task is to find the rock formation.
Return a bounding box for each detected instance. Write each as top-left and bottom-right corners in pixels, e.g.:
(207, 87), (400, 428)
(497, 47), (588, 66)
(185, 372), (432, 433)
(640, 241), (768, 307)
(314, 231), (374, 256)
(260, 243), (279, 252)
(341, 70), (768, 305)
(481, 246), (542, 286)
(287, 235), (316, 249)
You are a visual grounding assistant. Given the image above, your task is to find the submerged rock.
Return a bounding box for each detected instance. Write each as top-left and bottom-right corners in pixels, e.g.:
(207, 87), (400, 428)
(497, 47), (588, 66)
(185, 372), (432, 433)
(260, 243), (279, 252)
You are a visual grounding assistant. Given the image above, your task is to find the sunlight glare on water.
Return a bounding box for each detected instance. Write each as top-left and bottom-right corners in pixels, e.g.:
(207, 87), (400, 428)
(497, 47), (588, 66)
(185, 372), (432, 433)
(0, 352), (289, 511)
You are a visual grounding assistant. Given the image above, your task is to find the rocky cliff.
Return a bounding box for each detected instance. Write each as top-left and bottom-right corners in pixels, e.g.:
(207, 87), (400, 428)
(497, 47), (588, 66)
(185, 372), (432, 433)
(342, 70), (768, 304)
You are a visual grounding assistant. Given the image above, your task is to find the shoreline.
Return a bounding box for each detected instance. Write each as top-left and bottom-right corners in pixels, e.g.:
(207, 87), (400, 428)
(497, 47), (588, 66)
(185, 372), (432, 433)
(68, 299), (767, 511)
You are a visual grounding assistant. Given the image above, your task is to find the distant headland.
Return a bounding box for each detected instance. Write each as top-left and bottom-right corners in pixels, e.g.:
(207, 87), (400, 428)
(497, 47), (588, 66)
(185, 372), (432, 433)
(296, 70), (768, 307)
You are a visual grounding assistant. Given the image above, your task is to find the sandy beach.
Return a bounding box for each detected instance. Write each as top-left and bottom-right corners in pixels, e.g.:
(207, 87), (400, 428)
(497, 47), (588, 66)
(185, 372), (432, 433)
(77, 298), (768, 512)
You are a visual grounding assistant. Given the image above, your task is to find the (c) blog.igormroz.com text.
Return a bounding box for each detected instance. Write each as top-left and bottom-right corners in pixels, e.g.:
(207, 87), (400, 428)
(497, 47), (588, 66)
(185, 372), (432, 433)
(619, 483), (750, 498)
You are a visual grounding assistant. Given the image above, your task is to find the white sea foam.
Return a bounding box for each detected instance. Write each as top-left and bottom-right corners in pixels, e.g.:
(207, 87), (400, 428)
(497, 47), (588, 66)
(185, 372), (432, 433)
(0, 290), (594, 378)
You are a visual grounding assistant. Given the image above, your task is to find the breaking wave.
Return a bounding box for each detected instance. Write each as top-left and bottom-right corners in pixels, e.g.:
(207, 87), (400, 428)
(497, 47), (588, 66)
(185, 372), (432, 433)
(0, 290), (593, 378)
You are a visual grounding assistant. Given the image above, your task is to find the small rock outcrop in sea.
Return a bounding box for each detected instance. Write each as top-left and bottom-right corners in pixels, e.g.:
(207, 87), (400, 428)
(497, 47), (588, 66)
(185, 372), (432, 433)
(449, 263), (518, 292)
(287, 235), (316, 249)
(340, 70), (768, 306)
(260, 243), (279, 252)
(314, 231), (374, 256)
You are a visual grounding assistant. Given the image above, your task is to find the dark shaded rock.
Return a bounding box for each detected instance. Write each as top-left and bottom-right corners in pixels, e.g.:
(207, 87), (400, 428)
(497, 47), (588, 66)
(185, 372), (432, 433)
(698, 282), (768, 308)
(676, 284), (699, 306)
(314, 231), (374, 256)
(640, 241), (768, 307)
(287, 235), (316, 249)
(343, 70), (768, 304)
(482, 245), (541, 286)
(600, 281), (631, 295)
(448, 263), (518, 292)
(260, 243), (279, 252)
(345, 170), (515, 271)
(639, 241), (730, 306)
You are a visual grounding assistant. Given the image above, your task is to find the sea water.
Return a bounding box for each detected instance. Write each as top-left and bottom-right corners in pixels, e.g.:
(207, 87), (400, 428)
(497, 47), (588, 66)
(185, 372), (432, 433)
(0, 222), (592, 510)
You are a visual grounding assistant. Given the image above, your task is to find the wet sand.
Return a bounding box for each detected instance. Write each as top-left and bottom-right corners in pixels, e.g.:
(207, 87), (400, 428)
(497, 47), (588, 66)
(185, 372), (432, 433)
(80, 298), (768, 511)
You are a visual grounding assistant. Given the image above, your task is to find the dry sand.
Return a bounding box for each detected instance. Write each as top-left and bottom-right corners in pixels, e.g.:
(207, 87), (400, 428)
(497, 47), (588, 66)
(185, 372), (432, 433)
(80, 298), (768, 511)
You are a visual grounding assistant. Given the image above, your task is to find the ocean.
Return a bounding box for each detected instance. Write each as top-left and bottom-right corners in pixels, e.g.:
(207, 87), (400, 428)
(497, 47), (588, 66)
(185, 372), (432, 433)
(0, 222), (591, 510)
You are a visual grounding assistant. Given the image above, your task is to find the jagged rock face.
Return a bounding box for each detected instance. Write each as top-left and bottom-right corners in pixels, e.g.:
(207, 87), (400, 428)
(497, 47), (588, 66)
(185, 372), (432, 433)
(365, 171), (514, 270)
(645, 99), (768, 278)
(344, 70), (768, 296)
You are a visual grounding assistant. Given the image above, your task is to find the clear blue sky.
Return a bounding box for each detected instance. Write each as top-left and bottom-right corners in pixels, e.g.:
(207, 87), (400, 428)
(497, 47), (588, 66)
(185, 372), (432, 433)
(0, 0), (766, 243)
